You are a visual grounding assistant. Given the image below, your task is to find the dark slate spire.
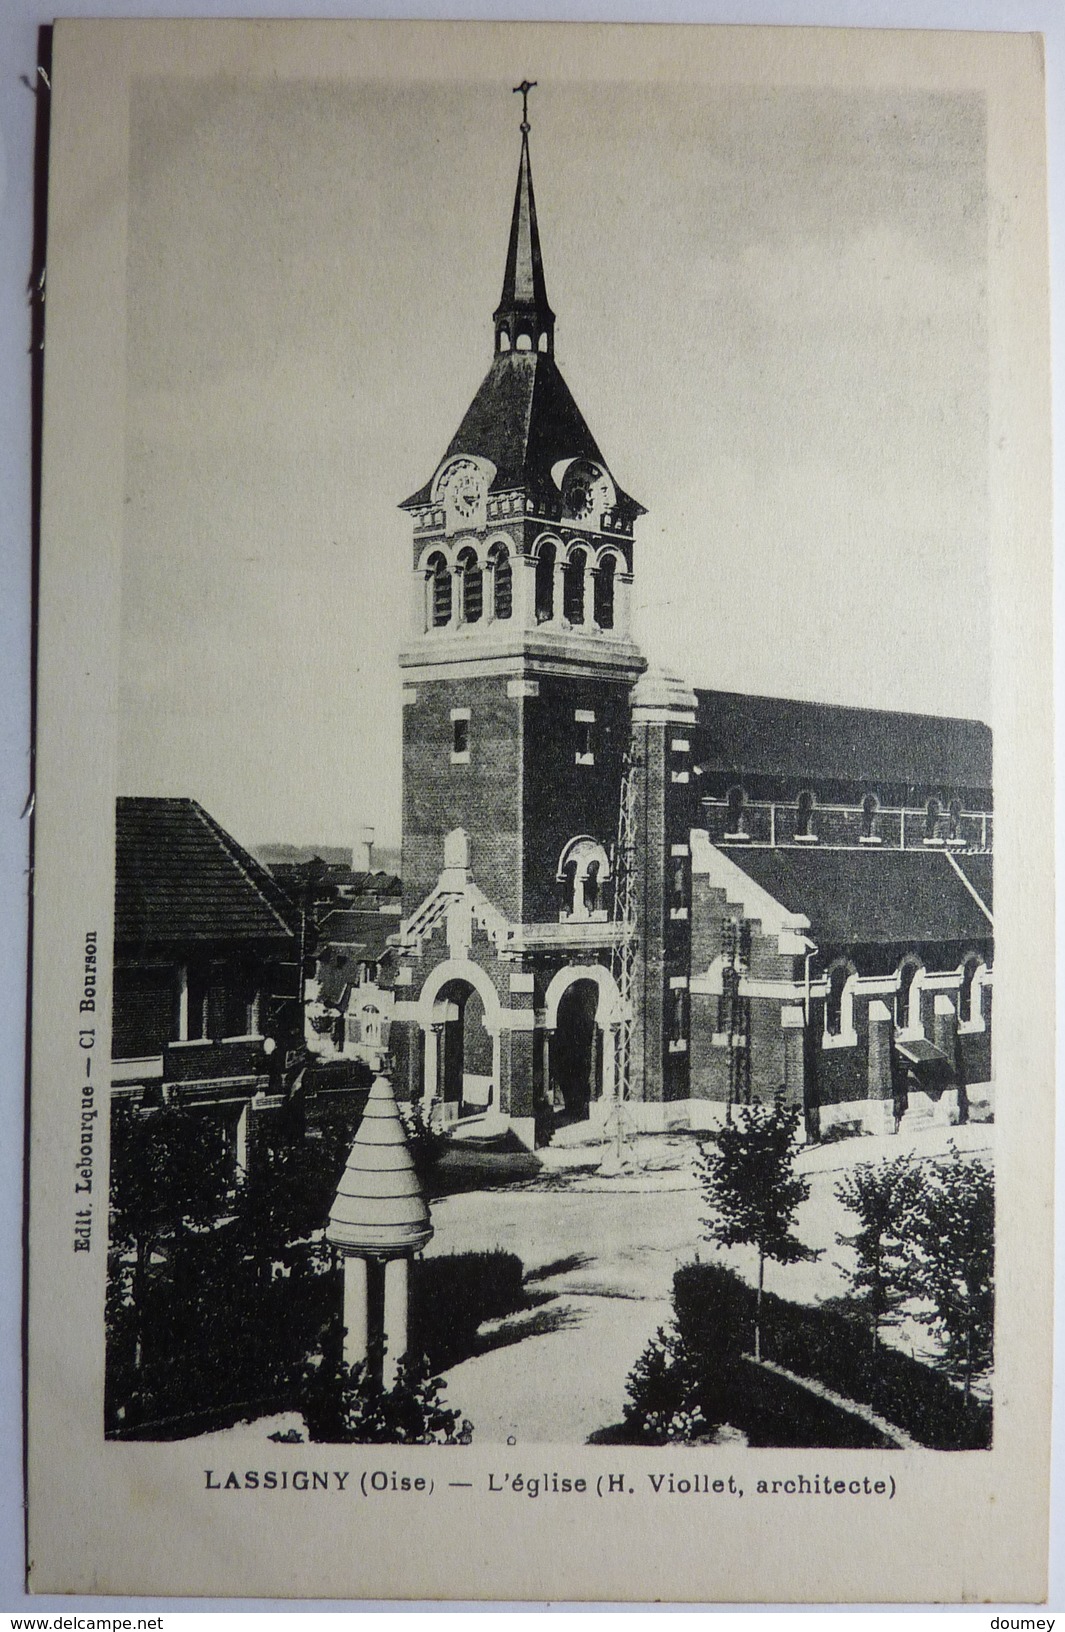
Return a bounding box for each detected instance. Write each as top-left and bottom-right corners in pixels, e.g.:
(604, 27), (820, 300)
(493, 82), (555, 357)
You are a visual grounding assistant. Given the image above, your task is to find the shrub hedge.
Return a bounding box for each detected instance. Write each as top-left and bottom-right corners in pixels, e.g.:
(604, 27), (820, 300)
(673, 1262), (991, 1450)
(409, 1250), (526, 1370)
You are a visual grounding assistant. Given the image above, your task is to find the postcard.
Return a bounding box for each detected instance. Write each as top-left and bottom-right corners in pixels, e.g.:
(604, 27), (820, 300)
(27, 18), (1053, 1601)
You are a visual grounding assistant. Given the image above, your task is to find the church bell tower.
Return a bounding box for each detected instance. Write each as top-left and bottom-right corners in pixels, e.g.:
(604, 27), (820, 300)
(393, 86), (647, 1143)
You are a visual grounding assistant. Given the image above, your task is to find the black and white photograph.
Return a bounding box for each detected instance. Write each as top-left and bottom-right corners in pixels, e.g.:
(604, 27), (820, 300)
(24, 18), (1053, 1602)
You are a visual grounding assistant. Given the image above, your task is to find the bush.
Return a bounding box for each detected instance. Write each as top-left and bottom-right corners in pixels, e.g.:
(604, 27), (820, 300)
(624, 1324), (715, 1443)
(302, 1354), (472, 1444)
(409, 1250), (525, 1369)
(621, 1289), (894, 1449)
(673, 1262), (991, 1450)
(399, 1100), (451, 1189)
(818, 1119), (869, 1146)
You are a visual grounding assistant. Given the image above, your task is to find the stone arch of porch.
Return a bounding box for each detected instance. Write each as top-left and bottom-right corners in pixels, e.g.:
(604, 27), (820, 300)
(542, 963), (624, 1031)
(415, 957), (504, 1034)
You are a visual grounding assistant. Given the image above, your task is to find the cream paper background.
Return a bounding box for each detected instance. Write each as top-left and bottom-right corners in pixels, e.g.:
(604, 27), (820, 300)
(27, 18), (1052, 1602)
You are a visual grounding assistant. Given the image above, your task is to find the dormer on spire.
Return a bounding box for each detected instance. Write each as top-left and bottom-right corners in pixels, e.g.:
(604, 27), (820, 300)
(493, 82), (555, 357)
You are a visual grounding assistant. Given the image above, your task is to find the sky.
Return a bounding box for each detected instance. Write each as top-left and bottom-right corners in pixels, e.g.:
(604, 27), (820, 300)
(120, 74), (988, 853)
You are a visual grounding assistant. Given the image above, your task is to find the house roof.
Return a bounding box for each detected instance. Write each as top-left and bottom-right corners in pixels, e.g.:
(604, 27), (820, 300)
(401, 351), (643, 517)
(347, 872), (402, 896)
(317, 910), (396, 963)
(720, 845), (993, 949)
(695, 689), (992, 793)
(115, 797), (299, 949)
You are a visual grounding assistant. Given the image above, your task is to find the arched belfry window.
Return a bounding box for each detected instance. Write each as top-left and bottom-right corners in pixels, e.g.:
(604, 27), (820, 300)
(948, 798), (963, 841)
(583, 860), (601, 915)
(563, 547), (586, 625)
(557, 836), (611, 922)
(725, 786), (747, 837)
(489, 543), (512, 621)
(535, 541), (555, 623)
(796, 790), (816, 839)
(959, 955), (980, 1026)
(925, 797), (942, 841)
(457, 547), (482, 624)
(594, 555), (616, 630)
(823, 962), (857, 1045)
(895, 958), (923, 1034)
(428, 552), (451, 628)
(861, 794), (878, 840)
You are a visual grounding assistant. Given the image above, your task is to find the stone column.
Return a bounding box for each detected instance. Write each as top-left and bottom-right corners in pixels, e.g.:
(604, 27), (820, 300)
(600, 1023), (618, 1103)
(553, 557), (567, 624)
(615, 572), (633, 638)
(933, 994), (959, 1126)
(413, 570), (429, 636)
(233, 1100), (250, 1186)
(865, 1000), (895, 1135)
(382, 1257), (409, 1388)
(581, 559), (594, 627)
(780, 1004), (806, 1118)
(176, 965), (189, 1041)
(516, 552), (538, 630)
(422, 1023), (443, 1113)
(341, 1254), (370, 1369)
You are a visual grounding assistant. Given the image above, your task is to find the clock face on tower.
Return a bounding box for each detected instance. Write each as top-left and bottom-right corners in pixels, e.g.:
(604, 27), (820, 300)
(562, 459), (613, 523)
(438, 458), (486, 532)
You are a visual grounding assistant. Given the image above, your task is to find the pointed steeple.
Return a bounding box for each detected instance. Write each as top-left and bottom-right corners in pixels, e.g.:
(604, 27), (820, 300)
(493, 82), (555, 357)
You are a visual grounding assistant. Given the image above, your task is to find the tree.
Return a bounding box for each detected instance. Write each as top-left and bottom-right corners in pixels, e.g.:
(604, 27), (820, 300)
(835, 1153), (922, 1359)
(108, 1103), (231, 1371)
(695, 1091), (818, 1361)
(901, 1145), (994, 1402)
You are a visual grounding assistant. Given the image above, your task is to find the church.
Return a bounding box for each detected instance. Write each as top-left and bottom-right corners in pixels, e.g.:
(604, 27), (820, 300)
(384, 93), (993, 1149)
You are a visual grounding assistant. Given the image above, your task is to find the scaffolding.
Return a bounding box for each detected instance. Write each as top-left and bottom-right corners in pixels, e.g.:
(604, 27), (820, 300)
(720, 914), (751, 1120)
(600, 748), (640, 1174)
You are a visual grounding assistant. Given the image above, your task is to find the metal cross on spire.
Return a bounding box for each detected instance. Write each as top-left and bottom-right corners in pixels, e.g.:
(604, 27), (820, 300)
(513, 79), (537, 133)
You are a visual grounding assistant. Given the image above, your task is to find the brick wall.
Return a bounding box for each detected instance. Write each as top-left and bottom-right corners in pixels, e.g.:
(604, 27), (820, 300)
(402, 675), (523, 917)
(521, 674), (631, 924)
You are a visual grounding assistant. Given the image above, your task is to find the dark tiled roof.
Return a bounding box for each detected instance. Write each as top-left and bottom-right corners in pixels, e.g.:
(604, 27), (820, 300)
(722, 846), (993, 948)
(950, 851), (993, 913)
(317, 910), (396, 965)
(401, 352), (643, 516)
(116, 797), (299, 949)
(695, 690), (992, 793)
(347, 873), (402, 896)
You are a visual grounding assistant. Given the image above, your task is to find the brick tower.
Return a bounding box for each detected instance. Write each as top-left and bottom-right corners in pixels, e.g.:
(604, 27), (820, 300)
(391, 87), (647, 1146)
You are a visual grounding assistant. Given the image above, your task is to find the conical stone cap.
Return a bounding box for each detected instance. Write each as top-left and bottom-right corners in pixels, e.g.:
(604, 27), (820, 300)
(327, 1076), (433, 1256)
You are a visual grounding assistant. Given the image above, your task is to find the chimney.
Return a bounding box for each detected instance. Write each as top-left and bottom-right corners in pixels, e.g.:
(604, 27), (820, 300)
(354, 825), (375, 874)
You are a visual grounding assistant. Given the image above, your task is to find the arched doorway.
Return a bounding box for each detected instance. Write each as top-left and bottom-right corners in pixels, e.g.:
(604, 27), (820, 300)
(552, 979), (602, 1122)
(438, 979), (494, 1120)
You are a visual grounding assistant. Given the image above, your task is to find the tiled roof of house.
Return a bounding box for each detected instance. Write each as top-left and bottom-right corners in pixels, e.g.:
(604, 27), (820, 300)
(721, 845), (993, 949)
(115, 797), (299, 948)
(317, 910), (396, 963)
(347, 872), (402, 896)
(695, 690), (992, 794)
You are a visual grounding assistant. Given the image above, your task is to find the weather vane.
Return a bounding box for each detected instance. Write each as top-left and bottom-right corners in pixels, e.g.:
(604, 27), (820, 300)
(513, 79), (537, 133)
